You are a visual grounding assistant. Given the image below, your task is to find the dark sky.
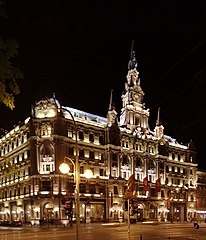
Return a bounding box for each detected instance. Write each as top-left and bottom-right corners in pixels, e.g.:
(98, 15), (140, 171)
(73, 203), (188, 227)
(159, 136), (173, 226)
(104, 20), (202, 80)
(1, 1), (206, 169)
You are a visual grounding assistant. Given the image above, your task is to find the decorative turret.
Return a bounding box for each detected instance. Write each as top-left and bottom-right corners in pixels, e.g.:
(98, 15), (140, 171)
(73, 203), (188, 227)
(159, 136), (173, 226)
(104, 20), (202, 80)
(106, 90), (120, 146)
(154, 107), (164, 139)
(120, 41), (150, 132)
(107, 89), (118, 127)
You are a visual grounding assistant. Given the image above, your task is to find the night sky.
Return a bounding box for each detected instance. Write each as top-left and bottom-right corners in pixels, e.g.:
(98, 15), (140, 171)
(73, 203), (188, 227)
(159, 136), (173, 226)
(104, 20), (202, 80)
(1, 1), (206, 169)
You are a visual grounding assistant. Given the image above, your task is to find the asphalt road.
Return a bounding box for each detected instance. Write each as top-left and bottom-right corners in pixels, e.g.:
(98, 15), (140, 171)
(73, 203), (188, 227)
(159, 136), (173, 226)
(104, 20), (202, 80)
(0, 222), (205, 240)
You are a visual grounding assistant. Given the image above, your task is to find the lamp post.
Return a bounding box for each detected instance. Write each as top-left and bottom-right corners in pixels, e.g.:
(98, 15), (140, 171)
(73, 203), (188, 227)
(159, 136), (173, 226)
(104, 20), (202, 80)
(57, 106), (92, 240)
(59, 158), (93, 238)
(57, 107), (80, 240)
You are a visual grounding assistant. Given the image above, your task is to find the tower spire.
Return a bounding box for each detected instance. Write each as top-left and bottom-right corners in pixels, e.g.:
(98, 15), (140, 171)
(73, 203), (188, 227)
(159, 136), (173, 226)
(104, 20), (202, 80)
(107, 89), (117, 127)
(109, 89), (113, 111)
(130, 39), (134, 59)
(156, 107), (161, 126)
(120, 40), (150, 132)
(128, 40), (138, 70)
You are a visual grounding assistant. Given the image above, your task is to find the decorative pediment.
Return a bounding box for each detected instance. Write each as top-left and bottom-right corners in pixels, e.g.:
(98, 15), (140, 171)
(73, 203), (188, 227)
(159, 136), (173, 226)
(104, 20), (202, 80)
(34, 99), (57, 119)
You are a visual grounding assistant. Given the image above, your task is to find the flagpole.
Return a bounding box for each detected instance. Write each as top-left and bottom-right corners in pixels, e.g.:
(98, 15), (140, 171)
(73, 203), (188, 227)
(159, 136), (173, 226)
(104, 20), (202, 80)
(127, 198), (130, 240)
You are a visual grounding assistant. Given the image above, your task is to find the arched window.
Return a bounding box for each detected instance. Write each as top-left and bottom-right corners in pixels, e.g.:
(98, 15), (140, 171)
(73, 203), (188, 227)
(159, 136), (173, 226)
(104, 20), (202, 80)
(148, 159), (155, 169)
(122, 155), (129, 165)
(134, 156), (143, 168)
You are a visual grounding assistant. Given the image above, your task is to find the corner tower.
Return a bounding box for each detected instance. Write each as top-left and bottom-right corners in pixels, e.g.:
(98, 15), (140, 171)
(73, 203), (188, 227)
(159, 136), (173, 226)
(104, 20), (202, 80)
(154, 107), (164, 139)
(120, 41), (150, 133)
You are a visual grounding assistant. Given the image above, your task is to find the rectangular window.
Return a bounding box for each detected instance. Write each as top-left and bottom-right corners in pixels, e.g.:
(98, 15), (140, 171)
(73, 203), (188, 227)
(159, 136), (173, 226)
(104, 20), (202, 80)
(79, 131), (84, 140)
(99, 169), (104, 176)
(79, 149), (84, 158)
(99, 135), (104, 145)
(40, 180), (51, 191)
(114, 186), (118, 194)
(89, 151), (95, 159)
(89, 134), (94, 142)
(46, 165), (50, 171)
(150, 188), (156, 197)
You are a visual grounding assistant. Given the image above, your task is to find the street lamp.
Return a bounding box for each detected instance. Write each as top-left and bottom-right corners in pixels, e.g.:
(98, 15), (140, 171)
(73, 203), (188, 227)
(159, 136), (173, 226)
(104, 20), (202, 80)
(57, 105), (92, 240)
(59, 158), (93, 236)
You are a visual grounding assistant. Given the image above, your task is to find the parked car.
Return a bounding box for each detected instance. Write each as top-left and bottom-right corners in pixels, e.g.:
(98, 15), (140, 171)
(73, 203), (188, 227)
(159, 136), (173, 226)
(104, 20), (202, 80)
(10, 220), (22, 227)
(0, 220), (11, 226)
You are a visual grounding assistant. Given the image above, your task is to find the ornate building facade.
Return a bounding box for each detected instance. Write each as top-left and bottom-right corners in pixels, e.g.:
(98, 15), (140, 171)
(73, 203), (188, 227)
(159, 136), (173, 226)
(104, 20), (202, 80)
(196, 170), (206, 222)
(0, 46), (203, 225)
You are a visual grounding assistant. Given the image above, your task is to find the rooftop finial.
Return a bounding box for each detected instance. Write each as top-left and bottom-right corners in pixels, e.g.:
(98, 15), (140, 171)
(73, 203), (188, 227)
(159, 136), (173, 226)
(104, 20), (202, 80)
(128, 40), (138, 70)
(109, 89), (114, 111)
(156, 107), (161, 126)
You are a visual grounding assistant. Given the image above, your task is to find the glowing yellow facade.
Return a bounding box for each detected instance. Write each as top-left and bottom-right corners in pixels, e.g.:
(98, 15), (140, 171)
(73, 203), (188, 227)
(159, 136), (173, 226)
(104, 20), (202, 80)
(0, 46), (204, 225)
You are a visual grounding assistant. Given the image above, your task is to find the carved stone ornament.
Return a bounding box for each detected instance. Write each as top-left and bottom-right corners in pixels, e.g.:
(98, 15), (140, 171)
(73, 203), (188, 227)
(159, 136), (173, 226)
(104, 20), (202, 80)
(34, 99), (57, 118)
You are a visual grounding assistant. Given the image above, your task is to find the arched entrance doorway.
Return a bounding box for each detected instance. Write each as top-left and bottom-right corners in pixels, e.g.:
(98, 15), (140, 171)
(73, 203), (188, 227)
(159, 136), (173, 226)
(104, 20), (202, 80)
(149, 204), (156, 220)
(42, 202), (54, 224)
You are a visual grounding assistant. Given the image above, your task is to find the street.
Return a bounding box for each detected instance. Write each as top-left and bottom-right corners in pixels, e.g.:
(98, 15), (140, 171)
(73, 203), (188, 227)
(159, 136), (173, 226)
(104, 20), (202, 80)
(0, 222), (205, 240)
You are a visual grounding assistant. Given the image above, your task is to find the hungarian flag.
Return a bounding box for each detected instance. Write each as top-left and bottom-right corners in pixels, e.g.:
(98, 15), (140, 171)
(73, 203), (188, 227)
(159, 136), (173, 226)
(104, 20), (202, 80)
(156, 178), (161, 192)
(127, 173), (135, 191)
(143, 176), (149, 191)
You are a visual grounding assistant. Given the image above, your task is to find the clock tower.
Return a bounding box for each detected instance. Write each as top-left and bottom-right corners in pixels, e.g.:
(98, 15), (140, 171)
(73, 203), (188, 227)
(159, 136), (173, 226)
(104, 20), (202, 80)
(120, 41), (150, 133)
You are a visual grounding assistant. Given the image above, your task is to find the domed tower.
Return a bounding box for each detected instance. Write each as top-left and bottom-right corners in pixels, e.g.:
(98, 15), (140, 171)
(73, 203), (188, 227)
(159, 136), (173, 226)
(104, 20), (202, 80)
(120, 41), (150, 132)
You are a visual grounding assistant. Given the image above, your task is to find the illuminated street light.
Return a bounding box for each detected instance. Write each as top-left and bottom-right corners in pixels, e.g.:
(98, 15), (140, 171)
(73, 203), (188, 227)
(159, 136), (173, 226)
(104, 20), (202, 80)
(59, 159), (93, 238)
(57, 106), (92, 240)
(50, 104), (93, 240)
(59, 162), (70, 174)
(56, 106), (80, 240)
(84, 168), (93, 179)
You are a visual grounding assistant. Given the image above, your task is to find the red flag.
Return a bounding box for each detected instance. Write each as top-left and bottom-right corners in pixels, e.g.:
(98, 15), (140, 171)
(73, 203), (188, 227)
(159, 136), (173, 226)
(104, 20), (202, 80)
(156, 178), (161, 192)
(167, 198), (171, 209)
(143, 176), (149, 191)
(127, 174), (135, 191)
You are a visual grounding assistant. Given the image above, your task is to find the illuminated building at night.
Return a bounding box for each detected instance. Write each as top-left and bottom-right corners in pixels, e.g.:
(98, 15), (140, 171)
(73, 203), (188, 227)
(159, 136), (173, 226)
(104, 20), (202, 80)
(0, 46), (205, 224)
